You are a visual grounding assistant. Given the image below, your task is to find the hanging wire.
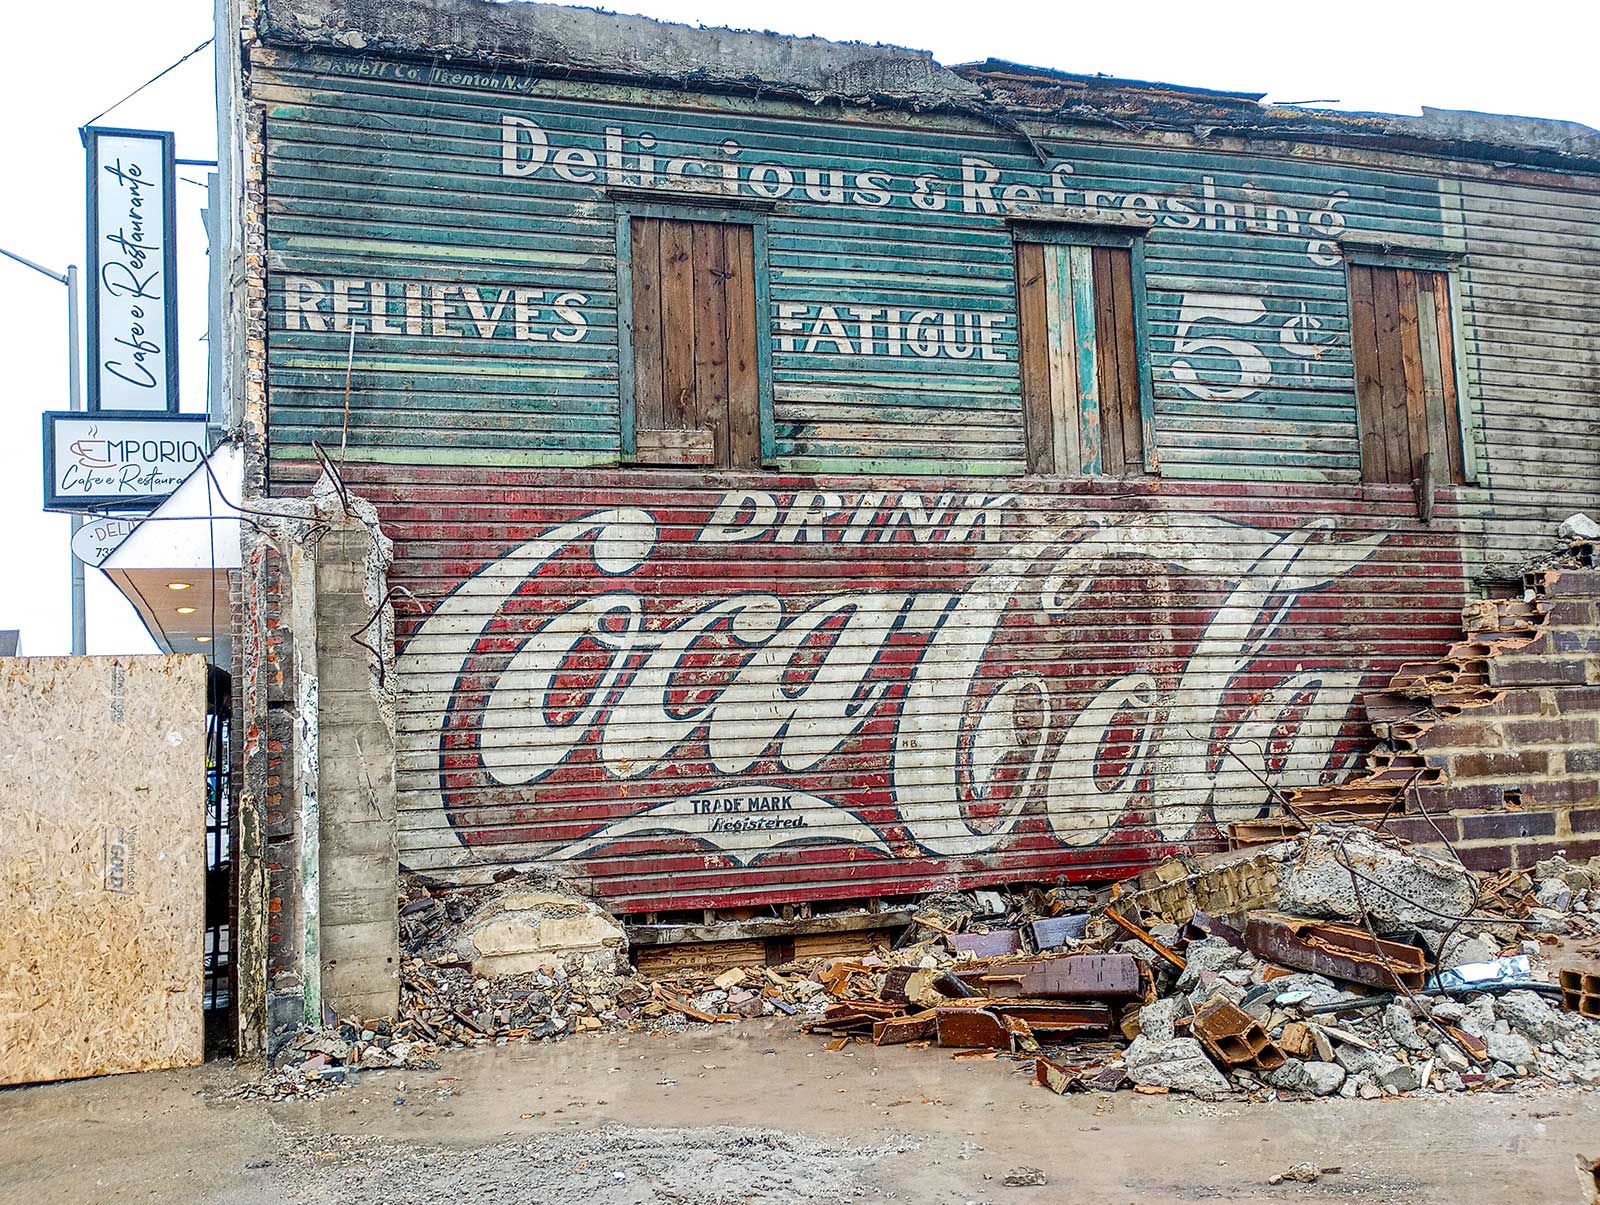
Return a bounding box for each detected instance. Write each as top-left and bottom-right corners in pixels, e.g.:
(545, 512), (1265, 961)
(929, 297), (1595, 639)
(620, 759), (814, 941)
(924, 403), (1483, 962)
(82, 37), (214, 130)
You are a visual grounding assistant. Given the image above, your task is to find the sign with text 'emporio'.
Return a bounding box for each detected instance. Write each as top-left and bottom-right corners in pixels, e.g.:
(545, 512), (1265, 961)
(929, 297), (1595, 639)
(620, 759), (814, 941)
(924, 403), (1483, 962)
(43, 412), (207, 512)
(84, 127), (179, 412)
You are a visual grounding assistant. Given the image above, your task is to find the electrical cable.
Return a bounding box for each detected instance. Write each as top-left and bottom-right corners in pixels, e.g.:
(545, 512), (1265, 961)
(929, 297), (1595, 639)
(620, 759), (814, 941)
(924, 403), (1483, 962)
(82, 37), (215, 131)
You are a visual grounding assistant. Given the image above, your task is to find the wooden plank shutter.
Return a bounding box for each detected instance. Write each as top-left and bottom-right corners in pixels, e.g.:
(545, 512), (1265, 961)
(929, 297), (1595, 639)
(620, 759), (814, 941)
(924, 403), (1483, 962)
(1017, 241), (1145, 475)
(1351, 263), (1462, 486)
(630, 216), (759, 468)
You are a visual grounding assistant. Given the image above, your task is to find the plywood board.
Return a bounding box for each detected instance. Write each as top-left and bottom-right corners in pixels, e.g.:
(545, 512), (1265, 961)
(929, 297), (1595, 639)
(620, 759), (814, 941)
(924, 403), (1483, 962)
(0, 655), (207, 1085)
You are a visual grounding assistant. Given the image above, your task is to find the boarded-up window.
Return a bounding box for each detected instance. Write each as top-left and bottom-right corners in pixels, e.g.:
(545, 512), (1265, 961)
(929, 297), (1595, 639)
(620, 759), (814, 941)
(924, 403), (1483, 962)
(629, 216), (760, 468)
(1016, 240), (1145, 476)
(1348, 264), (1463, 486)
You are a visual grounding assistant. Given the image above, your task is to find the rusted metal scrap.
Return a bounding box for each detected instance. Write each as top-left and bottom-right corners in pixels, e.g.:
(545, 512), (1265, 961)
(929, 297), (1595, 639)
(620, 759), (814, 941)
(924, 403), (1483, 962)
(953, 954), (1142, 1000)
(937, 1002), (1110, 1048)
(951, 929), (1023, 958)
(1191, 996), (1286, 1071)
(872, 1009), (939, 1046)
(989, 1001), (1111, 1039)
(1029, 914), (1088, 950)
(1034, 1052), (1128, 1094)
(1243, 912), (1430, 991)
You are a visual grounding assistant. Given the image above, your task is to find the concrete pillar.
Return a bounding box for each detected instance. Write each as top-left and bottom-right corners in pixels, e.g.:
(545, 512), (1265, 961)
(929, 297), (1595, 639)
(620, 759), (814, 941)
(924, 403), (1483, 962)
(313, 520), (399, 1020)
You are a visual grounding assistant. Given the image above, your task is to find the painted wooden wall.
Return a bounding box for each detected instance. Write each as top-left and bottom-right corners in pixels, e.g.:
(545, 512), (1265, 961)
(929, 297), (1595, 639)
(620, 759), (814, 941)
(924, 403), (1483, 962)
(253, 45), (1600, 909)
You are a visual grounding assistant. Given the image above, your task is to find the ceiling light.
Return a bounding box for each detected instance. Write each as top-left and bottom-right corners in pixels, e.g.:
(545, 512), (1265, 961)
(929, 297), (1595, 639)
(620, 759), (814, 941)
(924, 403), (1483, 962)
(175, 606), (197, 615)
(196, 636), (212, 643)
(167, 581), (192, 591)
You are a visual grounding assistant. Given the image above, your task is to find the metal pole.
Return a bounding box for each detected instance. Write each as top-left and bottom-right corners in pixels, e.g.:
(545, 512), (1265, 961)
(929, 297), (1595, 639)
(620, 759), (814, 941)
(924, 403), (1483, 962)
(0, 245), (85, 655)
(66, 265), (86, 656)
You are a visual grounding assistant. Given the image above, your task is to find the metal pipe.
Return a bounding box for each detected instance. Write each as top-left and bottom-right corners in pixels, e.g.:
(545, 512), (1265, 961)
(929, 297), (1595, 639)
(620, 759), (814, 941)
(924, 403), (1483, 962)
(67, 265), (86, 656)
(0, 245), (68, 285)
(1, 247), (86, 654)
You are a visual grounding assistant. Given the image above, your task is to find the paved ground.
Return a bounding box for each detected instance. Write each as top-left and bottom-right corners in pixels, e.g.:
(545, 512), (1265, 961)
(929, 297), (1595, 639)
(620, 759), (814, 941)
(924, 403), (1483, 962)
(4, 1022), (1599, 1204)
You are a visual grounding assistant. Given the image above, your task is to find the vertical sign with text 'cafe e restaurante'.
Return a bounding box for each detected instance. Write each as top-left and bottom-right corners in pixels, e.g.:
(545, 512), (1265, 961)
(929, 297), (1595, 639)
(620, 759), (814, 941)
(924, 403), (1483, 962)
(84, 127), (179, 412)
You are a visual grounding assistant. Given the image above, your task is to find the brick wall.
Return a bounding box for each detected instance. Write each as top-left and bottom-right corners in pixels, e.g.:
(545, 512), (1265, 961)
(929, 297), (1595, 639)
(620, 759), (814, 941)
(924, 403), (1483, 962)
(1285, 544), (1600, 871)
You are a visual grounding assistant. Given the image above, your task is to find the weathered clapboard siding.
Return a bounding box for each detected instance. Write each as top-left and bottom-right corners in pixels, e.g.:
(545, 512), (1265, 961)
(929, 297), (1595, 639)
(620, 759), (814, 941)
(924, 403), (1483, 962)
(1455, 178), (1600, 520)
(250, 21), (1600, 911)
(259, 48), (1462, 484)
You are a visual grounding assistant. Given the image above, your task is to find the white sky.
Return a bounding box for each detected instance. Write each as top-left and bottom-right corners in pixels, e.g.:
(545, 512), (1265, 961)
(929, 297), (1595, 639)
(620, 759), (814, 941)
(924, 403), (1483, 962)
(3, 0), (1597, 655)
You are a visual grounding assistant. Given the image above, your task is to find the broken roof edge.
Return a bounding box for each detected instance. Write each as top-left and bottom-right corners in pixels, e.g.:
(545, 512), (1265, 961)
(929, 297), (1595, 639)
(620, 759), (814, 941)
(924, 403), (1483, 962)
(256, 0), (988, 110)
(255, 0), (1600, 173)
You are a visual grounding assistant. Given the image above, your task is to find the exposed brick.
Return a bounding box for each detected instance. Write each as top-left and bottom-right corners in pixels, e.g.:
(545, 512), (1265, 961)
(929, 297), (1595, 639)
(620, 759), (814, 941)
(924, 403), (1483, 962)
(1414, 719), (1505, 751)
(1446, 749), (1548, 780)
(1570, 808), (1600, 834)
(1473, 690), (1552, 718)
(1542, 599), (1599, 627)
(1451, 843), (1515, 872)
(1527, 778), (1600, 807)
(1459, 810), (1558, 841)
(1384, 816), (1459, 844)
(1502, 717), (1600, 746)
(1553, 630), (1600, 654)
(1546, 569), (1600, 598)
(1409, 782), (1512, 812)
(1556, 686), (1600, 713)
(1489, 656), (1589, 687)
(1539, 838), (1600, 864)
(1569, 748), (1600, 773)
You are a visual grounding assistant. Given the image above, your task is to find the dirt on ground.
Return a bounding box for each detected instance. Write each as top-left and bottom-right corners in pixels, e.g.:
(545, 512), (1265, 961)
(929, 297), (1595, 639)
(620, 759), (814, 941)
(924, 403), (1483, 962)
(3, 1024), (1599, 1205)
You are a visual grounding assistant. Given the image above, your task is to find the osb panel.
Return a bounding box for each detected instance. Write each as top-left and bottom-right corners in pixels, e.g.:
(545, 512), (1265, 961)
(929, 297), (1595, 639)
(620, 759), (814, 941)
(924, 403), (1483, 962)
(0, 655), (207, 1085)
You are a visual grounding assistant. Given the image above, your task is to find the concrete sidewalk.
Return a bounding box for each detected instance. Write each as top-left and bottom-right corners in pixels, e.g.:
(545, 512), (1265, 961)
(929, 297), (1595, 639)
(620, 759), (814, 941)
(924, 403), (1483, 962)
(2, 1023), (1597, 1203)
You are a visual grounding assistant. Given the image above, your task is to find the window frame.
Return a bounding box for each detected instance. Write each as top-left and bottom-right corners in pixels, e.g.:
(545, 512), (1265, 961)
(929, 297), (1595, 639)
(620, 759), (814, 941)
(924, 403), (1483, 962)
(1342, 241), (1476, 486)
(1009, 219), (1157, 476)
(613, 195), (775, 466)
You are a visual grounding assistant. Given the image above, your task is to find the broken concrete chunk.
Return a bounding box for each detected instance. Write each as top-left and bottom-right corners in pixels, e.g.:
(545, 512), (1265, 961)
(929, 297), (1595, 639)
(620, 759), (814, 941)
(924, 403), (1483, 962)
(1373, 1055), (1420, 1094)
(1535, 880), (1574, 912)
(443, 885), (628, 978)
(1437, 934), (1499, 971)
(1175, 936), (1248, 992)
(1265, 1058), (1346, 1097)
(1334, 1043), (1384, 1075)
(1123, 1036), (1230, 1096)
(1136, 998), (1180, 1044)
(1002, 1167), (1047, 1187)
(1495, 990), (1560, 1044)
(1485, 1031), (1536, 1069)
(1558, 512), (1600, 542)
(1383, 1003), (1432, 1053)
(1276, 830), (1475, 931)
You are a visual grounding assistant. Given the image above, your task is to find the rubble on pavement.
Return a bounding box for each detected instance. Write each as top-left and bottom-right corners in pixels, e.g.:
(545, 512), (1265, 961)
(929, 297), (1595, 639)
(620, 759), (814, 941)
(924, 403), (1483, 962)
(244, 829), (1600, 1105)
(775, 829), (1600, 1104)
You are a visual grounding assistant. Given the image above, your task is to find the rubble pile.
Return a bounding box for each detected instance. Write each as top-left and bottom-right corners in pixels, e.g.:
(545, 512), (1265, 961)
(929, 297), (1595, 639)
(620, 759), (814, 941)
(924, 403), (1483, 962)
(247, 828), (1600, 1106)
(776, 828), (1600, 1103)
(235, 1019), (443, 1100)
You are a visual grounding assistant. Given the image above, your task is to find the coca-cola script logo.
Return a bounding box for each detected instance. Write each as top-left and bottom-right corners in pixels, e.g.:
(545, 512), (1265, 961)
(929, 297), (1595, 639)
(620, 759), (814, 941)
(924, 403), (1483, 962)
(396, 492), (1391, 870)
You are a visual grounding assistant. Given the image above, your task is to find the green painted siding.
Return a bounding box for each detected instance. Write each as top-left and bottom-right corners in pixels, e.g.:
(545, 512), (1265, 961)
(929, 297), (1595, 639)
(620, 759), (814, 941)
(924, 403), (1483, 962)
(262, 48), (1473, 483)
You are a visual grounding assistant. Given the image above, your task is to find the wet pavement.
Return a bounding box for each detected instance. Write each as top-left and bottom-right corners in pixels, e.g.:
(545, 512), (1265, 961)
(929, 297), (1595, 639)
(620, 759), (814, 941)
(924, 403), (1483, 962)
(3, 1022), (1598, 1203)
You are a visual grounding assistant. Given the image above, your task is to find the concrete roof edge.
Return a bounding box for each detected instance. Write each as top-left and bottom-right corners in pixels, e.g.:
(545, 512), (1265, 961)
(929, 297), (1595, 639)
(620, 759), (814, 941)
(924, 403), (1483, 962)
(256, 0), (988, 109)
(255, 0), (1600, 171)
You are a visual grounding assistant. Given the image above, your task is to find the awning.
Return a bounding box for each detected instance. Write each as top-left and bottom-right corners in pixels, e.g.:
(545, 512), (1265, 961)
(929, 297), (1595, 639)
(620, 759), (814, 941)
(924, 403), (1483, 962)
(100, 443), (241, 664)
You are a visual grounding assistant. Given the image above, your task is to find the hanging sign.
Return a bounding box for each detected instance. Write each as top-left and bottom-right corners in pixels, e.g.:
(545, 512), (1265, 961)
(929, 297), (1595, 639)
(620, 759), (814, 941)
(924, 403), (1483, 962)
(84, 126), (179, 412)
(43, 412), (207, 511)
(71, 516), (142, 566)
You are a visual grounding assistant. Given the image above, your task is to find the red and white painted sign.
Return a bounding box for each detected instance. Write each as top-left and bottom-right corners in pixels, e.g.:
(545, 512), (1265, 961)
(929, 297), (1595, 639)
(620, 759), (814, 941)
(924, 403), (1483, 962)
(390, 484), (1452, 909)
